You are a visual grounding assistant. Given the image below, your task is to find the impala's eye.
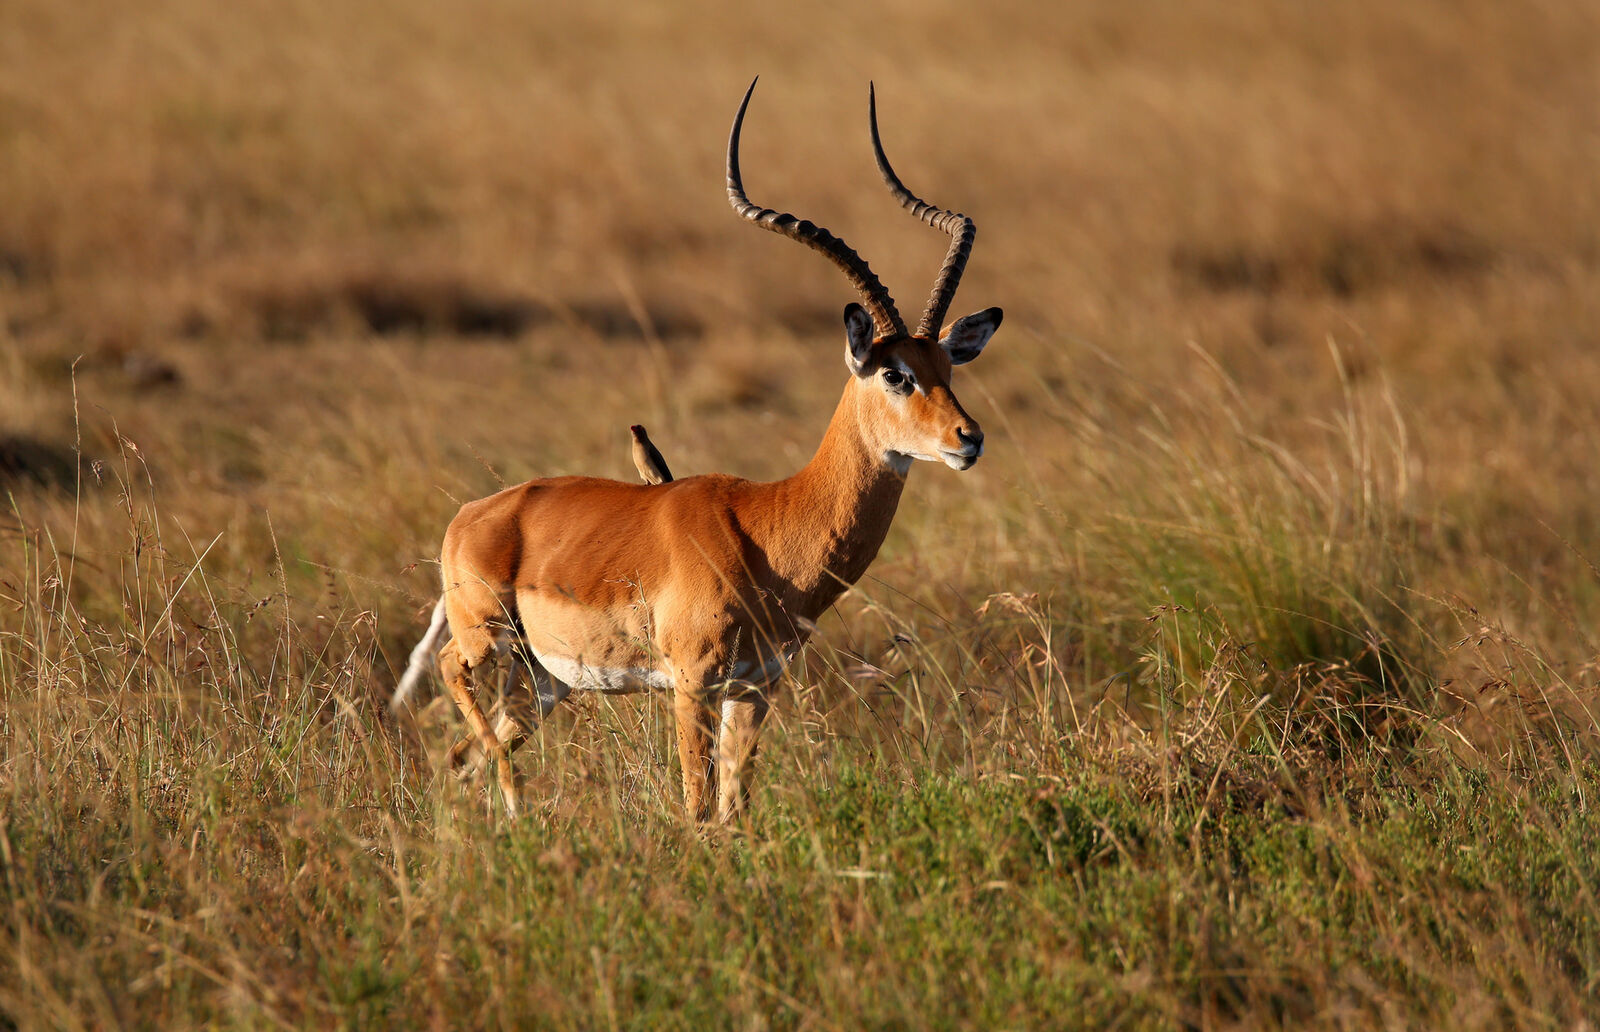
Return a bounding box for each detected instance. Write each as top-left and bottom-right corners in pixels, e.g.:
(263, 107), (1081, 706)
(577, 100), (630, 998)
(882, 368), (906, 389)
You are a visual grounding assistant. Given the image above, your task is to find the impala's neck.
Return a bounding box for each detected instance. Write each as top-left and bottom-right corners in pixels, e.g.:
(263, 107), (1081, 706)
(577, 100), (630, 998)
(759, 381), (909, 616)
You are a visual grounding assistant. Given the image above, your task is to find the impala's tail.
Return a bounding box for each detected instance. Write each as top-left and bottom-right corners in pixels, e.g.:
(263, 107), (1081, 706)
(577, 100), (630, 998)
(391, 596), (451, 713)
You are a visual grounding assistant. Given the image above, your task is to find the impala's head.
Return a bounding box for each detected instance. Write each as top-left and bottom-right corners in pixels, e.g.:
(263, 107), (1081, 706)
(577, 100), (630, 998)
(839, 302), (1000, 471)
(727, 78), (1003, 472)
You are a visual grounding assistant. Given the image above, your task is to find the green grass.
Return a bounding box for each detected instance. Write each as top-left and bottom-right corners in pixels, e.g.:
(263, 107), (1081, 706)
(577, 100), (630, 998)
(6, 665), (1596, 1029)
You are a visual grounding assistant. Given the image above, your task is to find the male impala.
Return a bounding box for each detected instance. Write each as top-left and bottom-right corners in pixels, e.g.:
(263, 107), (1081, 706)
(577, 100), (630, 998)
(432, 80), (1001, 820)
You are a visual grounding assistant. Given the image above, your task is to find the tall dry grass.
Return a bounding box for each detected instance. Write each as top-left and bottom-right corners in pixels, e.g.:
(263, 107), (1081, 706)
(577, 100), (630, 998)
(3, 0), (1600, 1027)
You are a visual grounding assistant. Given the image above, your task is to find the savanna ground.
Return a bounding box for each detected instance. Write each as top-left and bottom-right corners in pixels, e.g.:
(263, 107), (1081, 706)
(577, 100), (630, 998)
(3, 0), (1600, 1027)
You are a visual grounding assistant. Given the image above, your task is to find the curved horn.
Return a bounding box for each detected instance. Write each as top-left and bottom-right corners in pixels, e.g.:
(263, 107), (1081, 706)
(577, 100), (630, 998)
(869, 83), (977, 340)
(728, 78), (907, 339)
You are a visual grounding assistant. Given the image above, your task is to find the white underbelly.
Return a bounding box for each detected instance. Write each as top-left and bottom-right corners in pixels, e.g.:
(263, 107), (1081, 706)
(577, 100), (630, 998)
(532, 652), (675, 694)
(530, 646), (799, 693)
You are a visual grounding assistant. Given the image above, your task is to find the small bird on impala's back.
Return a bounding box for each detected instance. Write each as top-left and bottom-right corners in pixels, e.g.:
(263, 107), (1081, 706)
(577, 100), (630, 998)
(629, 424), (673, 485)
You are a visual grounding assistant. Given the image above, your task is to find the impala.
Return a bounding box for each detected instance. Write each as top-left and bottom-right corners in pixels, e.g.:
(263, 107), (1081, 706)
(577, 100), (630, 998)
(427, 79), (1001, 820)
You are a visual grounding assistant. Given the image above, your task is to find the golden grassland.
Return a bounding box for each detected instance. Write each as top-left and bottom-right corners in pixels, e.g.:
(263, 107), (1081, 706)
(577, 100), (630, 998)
(3, 0), (1600, 1027)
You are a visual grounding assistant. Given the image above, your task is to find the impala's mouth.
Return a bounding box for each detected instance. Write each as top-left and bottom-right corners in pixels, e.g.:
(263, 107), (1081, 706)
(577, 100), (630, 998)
(941, 450), (979, 471)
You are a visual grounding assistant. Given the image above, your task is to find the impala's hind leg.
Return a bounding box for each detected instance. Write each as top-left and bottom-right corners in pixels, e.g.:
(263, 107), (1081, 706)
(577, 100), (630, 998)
(445, 644), (527, 772)
(439, 635), (519, 818)
(446, 647), (574, 783)
(489, 655), (536, 749)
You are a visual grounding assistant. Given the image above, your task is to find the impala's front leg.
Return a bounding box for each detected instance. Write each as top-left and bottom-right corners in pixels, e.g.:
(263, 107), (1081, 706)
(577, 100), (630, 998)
(672, 684), (719, 822)
(716, 691), (769, 823)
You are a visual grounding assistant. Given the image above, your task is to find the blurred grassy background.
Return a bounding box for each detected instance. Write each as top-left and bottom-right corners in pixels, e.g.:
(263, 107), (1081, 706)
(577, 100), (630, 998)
(3, 0), (1600, 1027)
(3, 0), (1597, 626)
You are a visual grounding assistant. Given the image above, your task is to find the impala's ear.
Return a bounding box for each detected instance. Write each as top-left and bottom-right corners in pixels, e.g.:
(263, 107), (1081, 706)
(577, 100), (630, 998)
(940, 307), (1003, 365)
(843, 303), (876, 376)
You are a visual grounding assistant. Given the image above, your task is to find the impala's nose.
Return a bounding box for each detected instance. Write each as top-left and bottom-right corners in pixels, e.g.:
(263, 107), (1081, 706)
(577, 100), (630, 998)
(942, 426), (984, 470)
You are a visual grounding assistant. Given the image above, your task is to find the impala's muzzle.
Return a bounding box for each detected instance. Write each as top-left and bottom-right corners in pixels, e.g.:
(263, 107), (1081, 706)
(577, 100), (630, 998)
(942, 424), (985, 470)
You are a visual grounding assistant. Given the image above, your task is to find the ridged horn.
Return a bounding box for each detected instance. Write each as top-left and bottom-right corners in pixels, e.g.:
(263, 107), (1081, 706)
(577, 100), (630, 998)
(869, 82), (977, 341)
(728, 78), (907, 339)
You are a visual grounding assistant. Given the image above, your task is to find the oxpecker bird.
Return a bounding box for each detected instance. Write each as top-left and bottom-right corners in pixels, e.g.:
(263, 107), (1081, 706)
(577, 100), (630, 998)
(629, 424), (673, 485)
